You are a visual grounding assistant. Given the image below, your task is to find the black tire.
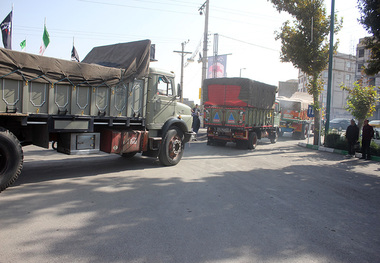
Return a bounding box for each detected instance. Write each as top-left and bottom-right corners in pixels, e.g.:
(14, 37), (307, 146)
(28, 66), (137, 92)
(0, 128), (23, 192)
(158, 127), (184, 166)
(270, 131), (278, 143)
(248, 132), (258, 150)
(300, 124), (308, 140)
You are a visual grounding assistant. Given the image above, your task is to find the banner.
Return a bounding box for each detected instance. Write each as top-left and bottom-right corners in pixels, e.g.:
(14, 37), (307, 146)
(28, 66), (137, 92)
(207, 55), (227, 78)
(1, 11), (12, 49)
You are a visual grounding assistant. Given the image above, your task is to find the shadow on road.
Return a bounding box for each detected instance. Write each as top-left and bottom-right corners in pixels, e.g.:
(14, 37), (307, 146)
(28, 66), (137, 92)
(2, 128), (380, 263)
(1, 149), (380, 263)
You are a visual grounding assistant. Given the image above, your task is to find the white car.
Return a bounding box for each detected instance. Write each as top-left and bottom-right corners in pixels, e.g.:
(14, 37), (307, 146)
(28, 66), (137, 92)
(374, 128), (380, 145)
(369, 120), (380, 128)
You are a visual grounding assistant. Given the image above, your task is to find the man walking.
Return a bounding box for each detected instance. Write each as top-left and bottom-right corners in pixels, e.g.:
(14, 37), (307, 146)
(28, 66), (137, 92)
(361, 119), (374, 160)
(345, 119), (359, 157)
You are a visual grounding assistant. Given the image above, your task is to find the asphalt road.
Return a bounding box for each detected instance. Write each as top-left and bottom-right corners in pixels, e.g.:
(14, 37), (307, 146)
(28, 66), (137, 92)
(1, 129), (379, 263)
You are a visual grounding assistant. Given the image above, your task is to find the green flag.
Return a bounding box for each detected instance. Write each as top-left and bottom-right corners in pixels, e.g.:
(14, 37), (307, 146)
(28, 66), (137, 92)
(20, 39), (26, 51)
(39, 24), (50, 55)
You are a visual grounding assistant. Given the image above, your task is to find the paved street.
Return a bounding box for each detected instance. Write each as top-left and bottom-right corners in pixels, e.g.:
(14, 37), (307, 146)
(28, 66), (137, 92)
(1, 129), (380, 263)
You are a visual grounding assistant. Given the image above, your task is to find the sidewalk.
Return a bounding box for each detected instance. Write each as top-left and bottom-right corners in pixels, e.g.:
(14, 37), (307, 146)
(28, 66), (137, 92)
(298, 142), (380, 162)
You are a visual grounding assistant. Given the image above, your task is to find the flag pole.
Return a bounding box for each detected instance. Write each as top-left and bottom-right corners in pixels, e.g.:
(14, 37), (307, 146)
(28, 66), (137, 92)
(11, 4), (14, 49)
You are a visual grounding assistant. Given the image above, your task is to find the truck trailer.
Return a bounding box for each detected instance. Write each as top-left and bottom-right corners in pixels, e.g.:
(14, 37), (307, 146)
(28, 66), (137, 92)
(203, 77), (279, 149)
(0, 40), (193, 192)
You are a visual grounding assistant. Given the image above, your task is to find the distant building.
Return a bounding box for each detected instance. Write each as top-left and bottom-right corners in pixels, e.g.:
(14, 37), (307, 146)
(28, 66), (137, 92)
(278, 79), (298, 98)
(183, 98), (195, 108)
(298, 52), (356, 120)
(291, 38), (380, 121)
(356, 38), (380, 119)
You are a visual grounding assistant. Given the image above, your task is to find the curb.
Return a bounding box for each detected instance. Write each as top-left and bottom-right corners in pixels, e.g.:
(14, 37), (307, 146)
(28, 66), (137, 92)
(298, 142), (380, 162)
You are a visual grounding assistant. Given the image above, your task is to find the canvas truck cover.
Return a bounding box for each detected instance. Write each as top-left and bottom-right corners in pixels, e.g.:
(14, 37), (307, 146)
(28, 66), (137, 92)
(0, 48), (123, 86)
(82, 39), (151, 80)
(0, 39), (151, 86)
(203, 77), (278, 109)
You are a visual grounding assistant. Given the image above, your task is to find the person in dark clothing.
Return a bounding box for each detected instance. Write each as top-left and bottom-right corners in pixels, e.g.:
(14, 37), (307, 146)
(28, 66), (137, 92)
(192, 104), (201, 140)
(361, 119), (374, 160)
(345, 119), (359, 157)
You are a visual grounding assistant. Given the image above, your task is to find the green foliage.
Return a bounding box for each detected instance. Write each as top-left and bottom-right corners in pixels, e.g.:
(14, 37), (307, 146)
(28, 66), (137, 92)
(370, 141), (380, 156)
(268, 0), (342, 146)
(325, 133), (342, 148)
(358, 0), (380, 75)
(341, 81), (380, 127)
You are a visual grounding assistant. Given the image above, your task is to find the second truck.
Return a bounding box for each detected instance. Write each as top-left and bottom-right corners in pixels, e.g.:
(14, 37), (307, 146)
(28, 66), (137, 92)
(203, 77), (280, 149)
(277, 92), (313, 139)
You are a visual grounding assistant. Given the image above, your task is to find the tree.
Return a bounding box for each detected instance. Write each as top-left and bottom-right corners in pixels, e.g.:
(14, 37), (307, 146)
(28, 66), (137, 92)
(341, 81), (379, 129)
(268, 0), (342, 145)
(358, 0), (380, 75)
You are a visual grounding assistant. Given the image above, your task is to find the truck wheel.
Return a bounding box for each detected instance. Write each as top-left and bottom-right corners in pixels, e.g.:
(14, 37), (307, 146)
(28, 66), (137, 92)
(300, 124), (308, 140)
(270, 131), (278, 143)
(248, 132), (258, 150)
(0, 128), (23, 192)
(159, 127), (184, 166)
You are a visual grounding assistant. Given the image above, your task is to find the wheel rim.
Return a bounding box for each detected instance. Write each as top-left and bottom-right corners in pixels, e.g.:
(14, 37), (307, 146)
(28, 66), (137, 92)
(169, 135), (182, 160)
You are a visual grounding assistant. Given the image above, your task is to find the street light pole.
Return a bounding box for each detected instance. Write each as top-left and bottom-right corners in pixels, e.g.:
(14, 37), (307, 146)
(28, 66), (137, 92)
(325, 0), (335, 141)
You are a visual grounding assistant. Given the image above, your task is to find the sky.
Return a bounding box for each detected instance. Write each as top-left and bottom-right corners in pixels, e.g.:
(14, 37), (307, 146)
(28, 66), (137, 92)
(0, 0), (369, 103)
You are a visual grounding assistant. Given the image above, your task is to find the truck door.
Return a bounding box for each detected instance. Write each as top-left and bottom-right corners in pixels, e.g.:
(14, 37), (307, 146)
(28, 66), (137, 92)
(150, 75), (176, 127)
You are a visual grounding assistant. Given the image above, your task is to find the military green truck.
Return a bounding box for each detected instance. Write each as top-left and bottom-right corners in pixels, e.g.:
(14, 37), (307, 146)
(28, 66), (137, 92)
(0, 40), (193, 192)
(203, 77), (279, 149)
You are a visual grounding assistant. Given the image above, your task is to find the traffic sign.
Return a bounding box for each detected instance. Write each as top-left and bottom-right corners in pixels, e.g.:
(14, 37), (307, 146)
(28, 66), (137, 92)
(307, 105), (315, 117)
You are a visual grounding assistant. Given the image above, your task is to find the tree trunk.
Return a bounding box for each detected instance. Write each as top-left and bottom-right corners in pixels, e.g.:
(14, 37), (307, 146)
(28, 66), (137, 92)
(310, 75), (321, 146)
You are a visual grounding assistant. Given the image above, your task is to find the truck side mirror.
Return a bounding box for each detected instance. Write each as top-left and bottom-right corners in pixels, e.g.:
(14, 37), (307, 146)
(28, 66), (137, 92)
(177, 83), (182, 99)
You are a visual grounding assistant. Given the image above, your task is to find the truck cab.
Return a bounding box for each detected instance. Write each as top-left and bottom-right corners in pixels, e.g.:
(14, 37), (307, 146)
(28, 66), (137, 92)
(146, 68), (192, 133)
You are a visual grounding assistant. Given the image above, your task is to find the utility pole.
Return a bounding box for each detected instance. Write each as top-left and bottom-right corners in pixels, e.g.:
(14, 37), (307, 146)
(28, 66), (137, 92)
(325, 0), (335, 139)
(173, 40), (192, 103)
(199, 0), (209, 106)
(213, 33), (218, 78)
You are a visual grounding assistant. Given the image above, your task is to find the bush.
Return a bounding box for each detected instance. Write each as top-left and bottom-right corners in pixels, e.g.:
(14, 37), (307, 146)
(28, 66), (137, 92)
(370, 141), (380, 156)
(325, 133), (342, 148)
(335, 138), (349, 151)
(324, 133), (380, 156)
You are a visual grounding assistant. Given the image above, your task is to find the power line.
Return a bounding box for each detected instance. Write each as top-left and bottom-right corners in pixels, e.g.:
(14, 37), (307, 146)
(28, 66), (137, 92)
(219, 34), (279, 52)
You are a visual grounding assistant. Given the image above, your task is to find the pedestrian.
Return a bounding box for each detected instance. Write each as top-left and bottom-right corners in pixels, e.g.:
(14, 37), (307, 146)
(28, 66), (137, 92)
(360, 119), (374, 160)
(345, 119), (359, 157)
(192, 104), (201, 141)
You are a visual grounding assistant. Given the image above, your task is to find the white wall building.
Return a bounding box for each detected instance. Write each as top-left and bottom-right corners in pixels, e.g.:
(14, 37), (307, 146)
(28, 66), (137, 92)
(356, 38), (380, 119)
(298, 52), (356, 120)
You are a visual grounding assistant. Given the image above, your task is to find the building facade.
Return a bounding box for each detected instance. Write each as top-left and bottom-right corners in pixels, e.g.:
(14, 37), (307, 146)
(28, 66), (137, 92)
(298, 52), (357, 120)
(356, 38), (380, 119)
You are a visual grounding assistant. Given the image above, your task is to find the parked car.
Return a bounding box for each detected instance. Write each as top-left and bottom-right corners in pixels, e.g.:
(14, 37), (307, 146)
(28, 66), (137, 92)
(374, 128), (380, 146)
(329, 118), (351, 131)
(369, 120), (380, 128)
